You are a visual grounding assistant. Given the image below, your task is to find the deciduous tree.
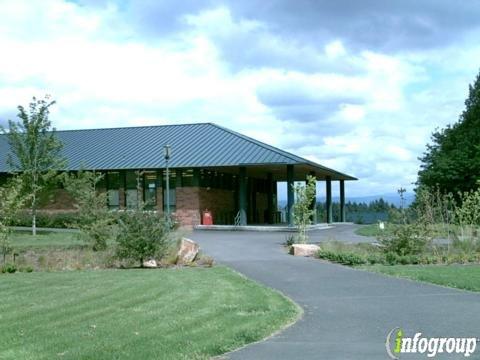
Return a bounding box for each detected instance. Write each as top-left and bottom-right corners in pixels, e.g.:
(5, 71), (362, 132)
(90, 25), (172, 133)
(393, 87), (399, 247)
(1, 96), (66, 235)
(418, 70), (480, 195)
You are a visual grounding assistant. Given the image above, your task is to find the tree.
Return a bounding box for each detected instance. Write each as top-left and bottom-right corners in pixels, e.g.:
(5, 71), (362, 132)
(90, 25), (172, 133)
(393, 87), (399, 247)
(418, 70), (480, 196)
(1, 96), (66, 235)
(292, 175), (317, 243)
(62, 170), (114, 251)
(0, 177), (26, 263)
(115, 172), (172, 266)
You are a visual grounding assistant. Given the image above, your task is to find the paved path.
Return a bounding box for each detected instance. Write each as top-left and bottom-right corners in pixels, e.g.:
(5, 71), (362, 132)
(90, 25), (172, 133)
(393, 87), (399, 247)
(307, 223), (376, 244)
(190, 225), (480, 359)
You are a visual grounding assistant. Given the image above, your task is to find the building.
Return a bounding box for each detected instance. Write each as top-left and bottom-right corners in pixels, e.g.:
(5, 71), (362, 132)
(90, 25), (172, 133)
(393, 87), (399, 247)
(0, 123), (357, 227)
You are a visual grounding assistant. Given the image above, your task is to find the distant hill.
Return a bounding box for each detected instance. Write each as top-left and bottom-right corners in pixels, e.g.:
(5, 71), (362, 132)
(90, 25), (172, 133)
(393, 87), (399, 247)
(338, 193), (415, 207)
(278, 192), (415, 208)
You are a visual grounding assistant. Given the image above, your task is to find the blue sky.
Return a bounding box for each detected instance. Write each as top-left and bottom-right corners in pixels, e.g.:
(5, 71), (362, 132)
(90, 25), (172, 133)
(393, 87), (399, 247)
(0, 0), (479, 197)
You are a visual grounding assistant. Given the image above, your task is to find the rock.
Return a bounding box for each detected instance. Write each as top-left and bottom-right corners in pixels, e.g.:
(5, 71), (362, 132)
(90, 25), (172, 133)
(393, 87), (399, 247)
(177, 238), (199, 264)
(143, 259), (157, 268)
(291, 244), (320, 257)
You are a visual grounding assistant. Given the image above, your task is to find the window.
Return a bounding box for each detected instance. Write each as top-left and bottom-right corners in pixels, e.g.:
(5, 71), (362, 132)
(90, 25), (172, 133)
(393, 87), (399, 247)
(181, 169), (194, 187)
(97, 172), (106, 189)
(125, 189), (138, 209)
(125, 171), (140, 209)
(106, 171), (120, 209)
(162, 169), (176, 213)
(143, 172), (157, 209)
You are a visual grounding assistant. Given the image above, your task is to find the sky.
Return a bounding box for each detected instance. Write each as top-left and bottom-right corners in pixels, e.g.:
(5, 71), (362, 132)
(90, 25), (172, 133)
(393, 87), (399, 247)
(0, 0), (479, 198)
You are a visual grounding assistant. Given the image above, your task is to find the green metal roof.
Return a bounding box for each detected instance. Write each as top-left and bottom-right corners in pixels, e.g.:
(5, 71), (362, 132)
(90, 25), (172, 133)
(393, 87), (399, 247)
(0, 123), (356, 180)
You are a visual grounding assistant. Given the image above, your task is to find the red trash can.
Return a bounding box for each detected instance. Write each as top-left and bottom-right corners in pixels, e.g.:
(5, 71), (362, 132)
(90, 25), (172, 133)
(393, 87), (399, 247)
(202, 209), (213, 225)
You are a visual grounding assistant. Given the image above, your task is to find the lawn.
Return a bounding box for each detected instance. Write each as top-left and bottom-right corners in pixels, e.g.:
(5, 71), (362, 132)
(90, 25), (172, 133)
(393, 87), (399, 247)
(355, 224), (385, 237)
(355, 223), (461, 239)
(366, 264), (480, 292)
(8, 230), (84, 250)
(0, 267), (300, 360)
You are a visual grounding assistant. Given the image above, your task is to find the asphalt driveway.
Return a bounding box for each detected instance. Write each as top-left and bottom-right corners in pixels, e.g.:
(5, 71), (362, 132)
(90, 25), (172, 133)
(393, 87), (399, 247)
(190, 225), (480, 359)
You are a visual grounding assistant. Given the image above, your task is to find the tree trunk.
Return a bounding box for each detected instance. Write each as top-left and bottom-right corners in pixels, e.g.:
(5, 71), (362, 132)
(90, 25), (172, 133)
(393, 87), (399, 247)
(32, 190), (37, 236)
(32, 212), (36, 236)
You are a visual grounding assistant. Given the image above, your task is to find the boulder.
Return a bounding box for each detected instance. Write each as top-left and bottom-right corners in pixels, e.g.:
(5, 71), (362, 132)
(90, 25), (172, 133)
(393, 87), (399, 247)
(291, 244), (320, 257)
(143, 259), (158, 268)
(177, 238), (199, 264)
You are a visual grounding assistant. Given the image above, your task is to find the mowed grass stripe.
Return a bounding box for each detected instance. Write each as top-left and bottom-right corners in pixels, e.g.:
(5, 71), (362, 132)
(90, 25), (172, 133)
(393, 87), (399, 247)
(366, 264), (480, 292)
(0, 267), (300, 359)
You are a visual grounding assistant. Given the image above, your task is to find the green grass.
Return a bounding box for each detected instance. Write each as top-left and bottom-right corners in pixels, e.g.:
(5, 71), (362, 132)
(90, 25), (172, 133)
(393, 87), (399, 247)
(0, 267), (300, 359)
(355, 223), (464, 239)
(366, 264), (480, 292)
(354, 224), (385, 237)
(8, 231), (84, 251)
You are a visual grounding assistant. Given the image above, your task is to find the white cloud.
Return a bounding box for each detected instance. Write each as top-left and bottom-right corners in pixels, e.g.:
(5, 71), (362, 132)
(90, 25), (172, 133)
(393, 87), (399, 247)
(0, 0), (478, 199)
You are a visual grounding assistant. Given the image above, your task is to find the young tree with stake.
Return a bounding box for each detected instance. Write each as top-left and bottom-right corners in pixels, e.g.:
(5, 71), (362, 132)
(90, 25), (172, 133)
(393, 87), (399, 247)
(1, 96), (66, 235)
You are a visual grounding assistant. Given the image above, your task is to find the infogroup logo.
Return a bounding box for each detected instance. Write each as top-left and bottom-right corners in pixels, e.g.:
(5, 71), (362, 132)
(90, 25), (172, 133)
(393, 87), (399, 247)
(386, 328), (478, 359)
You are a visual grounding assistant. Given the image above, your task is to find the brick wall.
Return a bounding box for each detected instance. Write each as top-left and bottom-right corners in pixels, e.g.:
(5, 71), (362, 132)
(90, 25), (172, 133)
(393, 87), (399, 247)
(174, 187), (236, 226)
(175, 187), (201, 227)
(199, 188), (236, 225)
(28, 181), (268, 227)
(39, 189), (76, 211)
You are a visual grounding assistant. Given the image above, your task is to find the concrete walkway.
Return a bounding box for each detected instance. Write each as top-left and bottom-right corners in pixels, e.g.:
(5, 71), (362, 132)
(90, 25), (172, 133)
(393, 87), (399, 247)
(190, 225), (480, 359)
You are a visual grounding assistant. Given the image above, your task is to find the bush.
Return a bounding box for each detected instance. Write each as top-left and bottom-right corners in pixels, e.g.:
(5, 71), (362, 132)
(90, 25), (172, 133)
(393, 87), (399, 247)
(77, 217), (116, 251)
(366, 253), (385, 265)
(284, 235), (295, 247)
(10, 211), (78, 229)
(378, 223), (430, 256)
(1, 264), (17, 273)
(19, 266), (34, 273)
(115, 211), (172, 267)
(317, 250), (367, 266)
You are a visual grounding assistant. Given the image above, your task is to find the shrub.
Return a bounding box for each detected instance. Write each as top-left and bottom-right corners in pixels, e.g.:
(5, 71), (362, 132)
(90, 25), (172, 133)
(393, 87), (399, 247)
(63, 171), (116, 251)
(10, 211), (78, 229)
(115, 211), (172, 267)
(317, 250), (367, 266)
(366, 253), (385, 265)
(378, 223), (430, 256)
(19, 266), (34, 273)
(1, 264), (17, 274)
(284, 235), (295, 247)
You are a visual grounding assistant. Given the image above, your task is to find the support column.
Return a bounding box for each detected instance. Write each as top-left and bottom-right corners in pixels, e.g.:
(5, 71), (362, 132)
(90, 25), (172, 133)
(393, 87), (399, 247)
(156, 169), (163, 212)
(308, 171), (317, 224)
(287, 165), (294, 227)
(175, 169), (182, 188)
(267, 173), (274, 224)
(192, 169), (200, 187)
(251, 179), (257, 223)
(119, 170), (126, 209)
(326, 176), (332, 224)
(238, 166), (247, 226)
(340, 179), (346, 222)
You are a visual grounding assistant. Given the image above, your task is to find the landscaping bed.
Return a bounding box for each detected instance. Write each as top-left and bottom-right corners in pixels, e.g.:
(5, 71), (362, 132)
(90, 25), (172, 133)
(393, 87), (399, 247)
(1, 230), (212, 273)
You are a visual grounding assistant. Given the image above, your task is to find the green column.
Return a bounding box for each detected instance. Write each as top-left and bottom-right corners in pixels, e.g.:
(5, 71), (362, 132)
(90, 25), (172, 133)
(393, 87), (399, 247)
(287, 165), (294, 226)
(308, 171), (317, 224)
(176, 169), (182, 188)
(340, 180), (346, 222)
(238, 166), (247, 225)
(156, 169), (163, 212)
(267, 172), (274, 224)
(192, 169), (200, 187)
(326, 176), (332, 224)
